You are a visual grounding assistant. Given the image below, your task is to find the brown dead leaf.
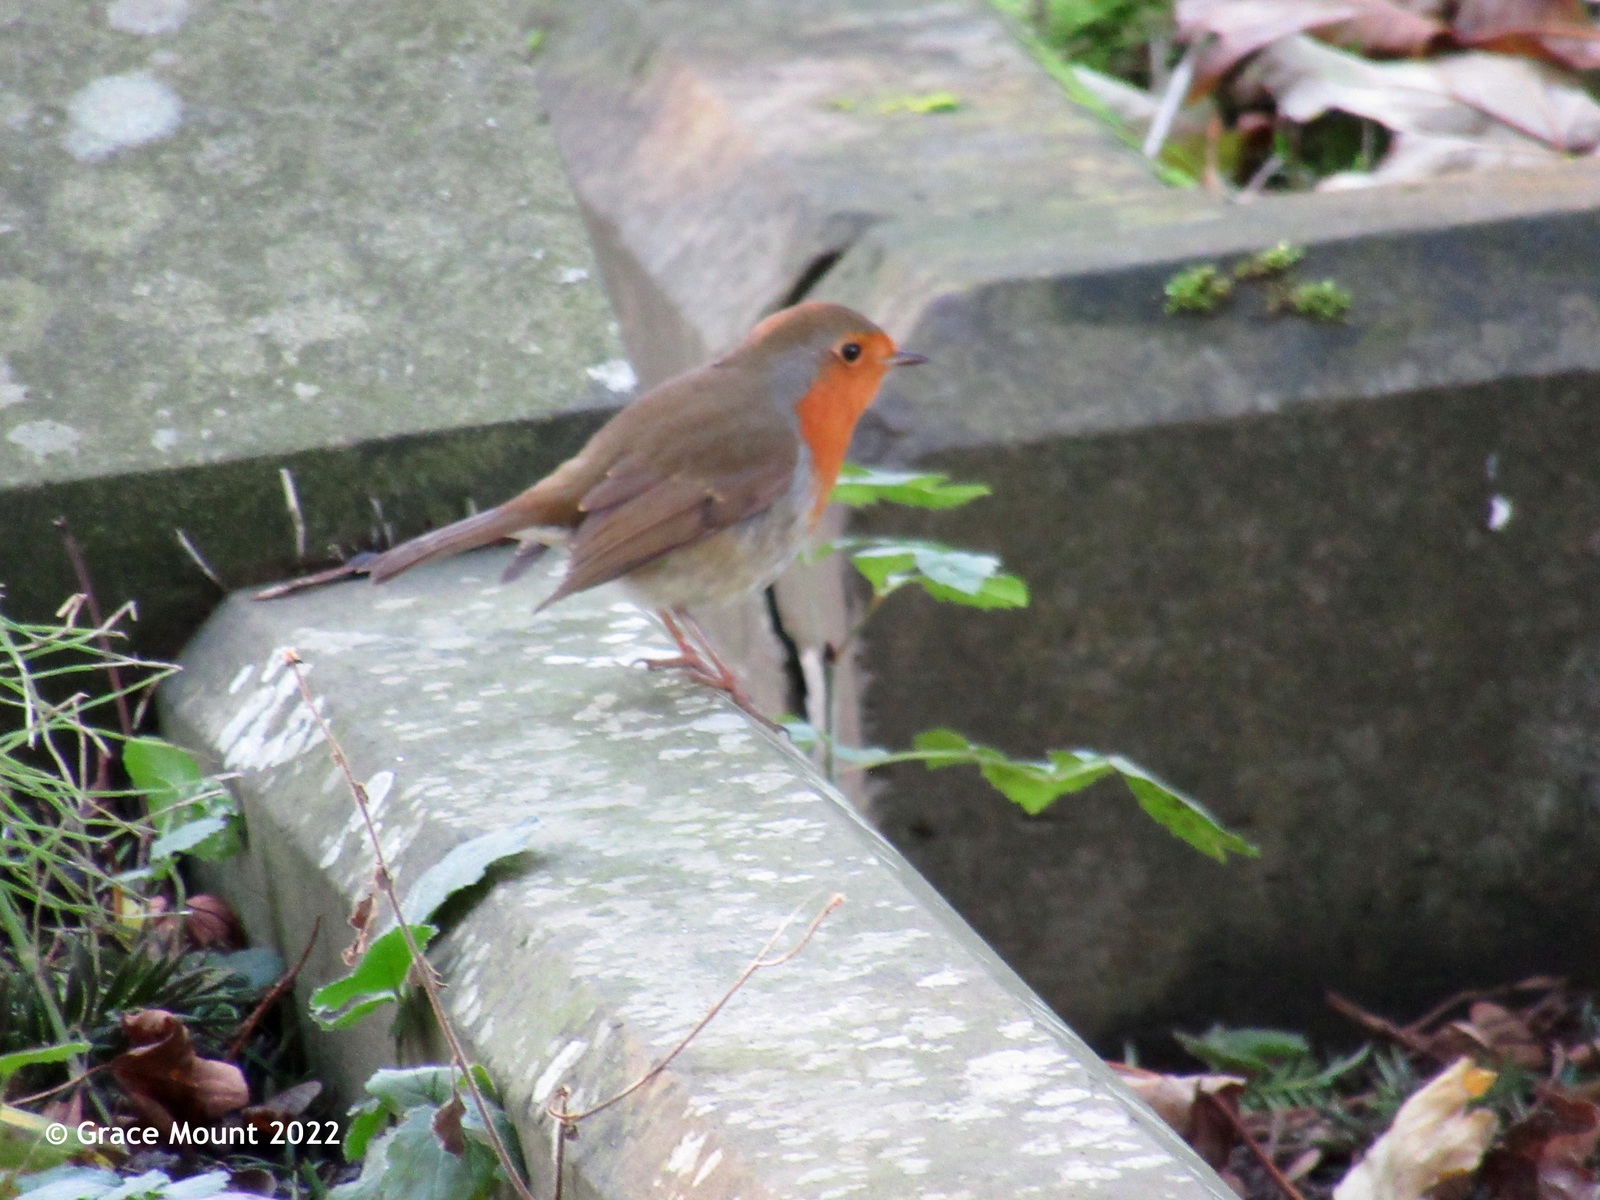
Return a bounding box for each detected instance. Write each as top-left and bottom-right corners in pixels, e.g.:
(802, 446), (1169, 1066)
(1233, 36), (1600, 187)
(241, 1080), (322, 1134)
(1333, 1057), (1499, 1200)
(432, 1092), (467, 1157)
(1112, 1063), (1246, 1168)
(343, 888), (377, 967)
(1428, 1001), (1547, 1069)
(1178, 0), (1445, 94)
(1453, 0), (1600, 69)
(182, 894), (245, 950)
(109, 1010), (250, 1133)
(1477, 1091), (1600, 1200)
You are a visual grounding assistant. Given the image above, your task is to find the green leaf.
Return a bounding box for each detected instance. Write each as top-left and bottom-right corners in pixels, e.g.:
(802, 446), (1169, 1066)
(830, 465), (991, 510)
(344, 1098), (388, 1164)
(363, 1066), (481, 1117)
(0, 1041), (90, 1087)
(396, 821), (538, 929)
(1112, 760), (1259, 862)
(1175, 1027), (1311, 1074)
(149, 818), (231, 862)
(329, 1105), (500, 1200)
(123, 738), (201, 815)
(123, 736), (239, 860)
(206, 947), (286, 990)
(309, 925), (437, 1029)
(840, 539), (1029, 608)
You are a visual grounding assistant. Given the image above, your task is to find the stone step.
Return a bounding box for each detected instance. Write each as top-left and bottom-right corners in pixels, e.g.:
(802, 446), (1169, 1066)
(162, 553), (1234, 1199)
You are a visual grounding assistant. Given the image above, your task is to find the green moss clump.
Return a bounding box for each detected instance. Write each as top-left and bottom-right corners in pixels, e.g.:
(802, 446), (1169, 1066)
(1163, 264), (1233, 315)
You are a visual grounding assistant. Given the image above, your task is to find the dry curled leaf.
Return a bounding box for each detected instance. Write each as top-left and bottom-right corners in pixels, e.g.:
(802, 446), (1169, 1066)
(110, 1010), (250, 1133)
(183, 894), (245, 950)
(1428, 1001), (1546, 1069)
(1178, 0), (1446, 93)
(1334, 1057), (1498, 1200)
(1453, 0), (1600, 68)
(1478, 1091), (1600, 1200)
(1112, 1063), (1246, 1168)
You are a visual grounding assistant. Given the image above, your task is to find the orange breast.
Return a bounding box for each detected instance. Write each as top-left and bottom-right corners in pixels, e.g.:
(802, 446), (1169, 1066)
(794, 358), (886, 521)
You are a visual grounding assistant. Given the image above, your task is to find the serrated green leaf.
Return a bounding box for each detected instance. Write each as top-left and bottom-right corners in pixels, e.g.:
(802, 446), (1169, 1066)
(309, 925), (436, 1029)
(149, 818), (231, 862)
(1113, 762), (1258, 862)
(394, 820), (538, 929)
(830, 465), (991, 510)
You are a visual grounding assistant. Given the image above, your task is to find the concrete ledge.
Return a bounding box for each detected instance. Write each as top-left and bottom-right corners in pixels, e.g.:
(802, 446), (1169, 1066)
(160, 550), (1232, 1199)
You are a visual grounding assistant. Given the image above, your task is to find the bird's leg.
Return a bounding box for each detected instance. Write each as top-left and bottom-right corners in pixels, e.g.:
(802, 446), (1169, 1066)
(646, 608), (777, 730)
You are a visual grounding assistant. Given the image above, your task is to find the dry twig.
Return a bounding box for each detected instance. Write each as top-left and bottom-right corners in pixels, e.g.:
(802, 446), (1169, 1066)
(284, 650), (537, 1200)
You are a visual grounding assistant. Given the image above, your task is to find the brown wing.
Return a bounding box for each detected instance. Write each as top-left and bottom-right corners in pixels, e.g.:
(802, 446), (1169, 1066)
(537, 440), (797, 610)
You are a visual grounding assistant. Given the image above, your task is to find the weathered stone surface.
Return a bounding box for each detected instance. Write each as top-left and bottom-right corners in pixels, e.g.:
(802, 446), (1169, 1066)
(535, 0), (1171, 388)
(813, 164), (1600, 1044)
(849, 372), (1600, 1044)
(162, 552), (1233, 1200)
(530, 0), (1600, 1047)
(0, 0), (627, 655)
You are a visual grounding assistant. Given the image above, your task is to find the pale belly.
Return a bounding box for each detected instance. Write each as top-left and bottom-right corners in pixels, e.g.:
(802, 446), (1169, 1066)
(622, 484), (814, 610)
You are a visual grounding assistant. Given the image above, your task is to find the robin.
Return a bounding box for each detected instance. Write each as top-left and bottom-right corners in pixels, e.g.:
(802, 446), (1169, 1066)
(363, 301), (926, 715)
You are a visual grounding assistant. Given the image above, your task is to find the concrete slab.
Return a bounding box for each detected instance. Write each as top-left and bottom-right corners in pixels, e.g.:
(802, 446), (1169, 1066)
(161, 551), (1235, 1200)
(0, 0), (628, 655)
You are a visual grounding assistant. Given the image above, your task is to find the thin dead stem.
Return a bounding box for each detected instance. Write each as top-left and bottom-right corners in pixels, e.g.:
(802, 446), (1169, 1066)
(1198, 1091), (1309, 1200)
(546, 893), (842, 1127)
(283, 650), (537, 1200)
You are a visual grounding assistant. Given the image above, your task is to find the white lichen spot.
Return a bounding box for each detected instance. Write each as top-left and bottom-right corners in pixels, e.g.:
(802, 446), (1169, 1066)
(543, 654), (587, 666)
(0, 356), (27, 408)
(1060, 1160), (1123, 1182)
(1487, 494), (1513, 531)
(585, 358), (637, 394)
(532, 1039), (588, 1102)
(107, 0), (190, 34)
(227, 663), (255, 695)
(293, 381), (322, 399)
(964, 1046), (1064, 1104)
(690, 1148), (723, 1187)
(7, 419), (82, 461)
(998, 1019), (1033, 1040)
(247, 299), (368, 365)
(915, 969), (965, 989)
(664, 1131), (707, 1176)
(65, 73), (183, 161)
(150, 427), (179, 451)
(557, 266), (589, 284)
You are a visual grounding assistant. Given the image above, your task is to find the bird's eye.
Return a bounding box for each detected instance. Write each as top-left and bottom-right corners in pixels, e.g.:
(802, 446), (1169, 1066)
(839, 342), (862, 363)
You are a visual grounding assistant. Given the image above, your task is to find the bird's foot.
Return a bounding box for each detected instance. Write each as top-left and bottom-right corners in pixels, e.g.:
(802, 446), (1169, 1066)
(644, 610), (780, 732)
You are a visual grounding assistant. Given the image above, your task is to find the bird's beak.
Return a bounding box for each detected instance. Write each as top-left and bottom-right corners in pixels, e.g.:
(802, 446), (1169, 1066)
(887, 350), (929, 367)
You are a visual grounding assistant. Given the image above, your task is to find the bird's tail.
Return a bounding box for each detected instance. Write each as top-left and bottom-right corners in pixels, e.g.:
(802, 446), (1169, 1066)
(367, 505), (532, 584)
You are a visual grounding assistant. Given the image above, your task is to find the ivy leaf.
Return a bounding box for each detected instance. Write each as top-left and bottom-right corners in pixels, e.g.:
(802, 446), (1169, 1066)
(309, 925), (437, 1029)
(830, 465), (991, 510)
(1175, 1027), (1312, 1075)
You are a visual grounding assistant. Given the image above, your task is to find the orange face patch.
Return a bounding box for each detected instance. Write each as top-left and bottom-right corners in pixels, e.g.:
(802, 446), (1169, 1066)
(794, 331), (898, 521)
